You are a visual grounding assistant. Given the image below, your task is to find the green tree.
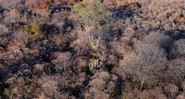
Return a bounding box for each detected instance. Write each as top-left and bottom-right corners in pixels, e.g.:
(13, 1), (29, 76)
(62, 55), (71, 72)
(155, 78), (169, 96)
(70, 0), (112, 31)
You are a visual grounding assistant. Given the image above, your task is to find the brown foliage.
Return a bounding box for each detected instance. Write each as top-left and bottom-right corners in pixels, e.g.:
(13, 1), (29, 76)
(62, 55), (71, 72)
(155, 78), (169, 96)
(85, 71), (120, 98)
(164, 84), (179, 98)
(138, 87), (167, 99)
(26, 0), (55, 11)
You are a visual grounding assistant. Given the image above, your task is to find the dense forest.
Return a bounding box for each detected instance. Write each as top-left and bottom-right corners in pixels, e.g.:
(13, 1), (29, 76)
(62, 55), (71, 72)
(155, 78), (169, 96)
(0, 0), (185, 98)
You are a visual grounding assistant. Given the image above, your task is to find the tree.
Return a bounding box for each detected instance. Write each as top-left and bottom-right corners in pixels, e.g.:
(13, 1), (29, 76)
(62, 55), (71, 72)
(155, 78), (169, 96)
(70, 0), (112, 31)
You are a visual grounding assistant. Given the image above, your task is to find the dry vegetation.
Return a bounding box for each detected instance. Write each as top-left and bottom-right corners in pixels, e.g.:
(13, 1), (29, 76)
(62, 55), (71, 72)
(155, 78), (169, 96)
(0, 0), (185, 99)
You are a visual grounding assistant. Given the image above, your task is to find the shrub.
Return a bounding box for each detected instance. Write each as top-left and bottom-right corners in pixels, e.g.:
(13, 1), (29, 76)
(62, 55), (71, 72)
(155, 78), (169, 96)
(142, 32), (173, 49)
(19, 20), (44, 39)
(0, 24), (9, 35)
(166, 58), (185, 83)
(13, 31), (29, 46)
(52, 52), (71, 72)
(3, 9), (20, 25)
(163, 84), (178, 98)
(169, 12), (185, 23)
(1, 0), (19, 10)
(170, 39), (185, 58)
(41, 76), (61, 98)
(0, 24), (10, 47)
(26, 0), (54, 11)
(25, 0), (54, 15)
(4, 76), (42, 99)
(134, 42), (167, 62)
(85, 71), (120, 98)
(138, 88), (167, 99)
(119, 42), (167, 90)
(70, 0), (112, 31)
(51, 12), (73, 33)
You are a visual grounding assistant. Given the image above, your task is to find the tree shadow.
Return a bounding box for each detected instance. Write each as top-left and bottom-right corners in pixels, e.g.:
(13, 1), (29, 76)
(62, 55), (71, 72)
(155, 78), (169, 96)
(108, 3), (142, 20)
